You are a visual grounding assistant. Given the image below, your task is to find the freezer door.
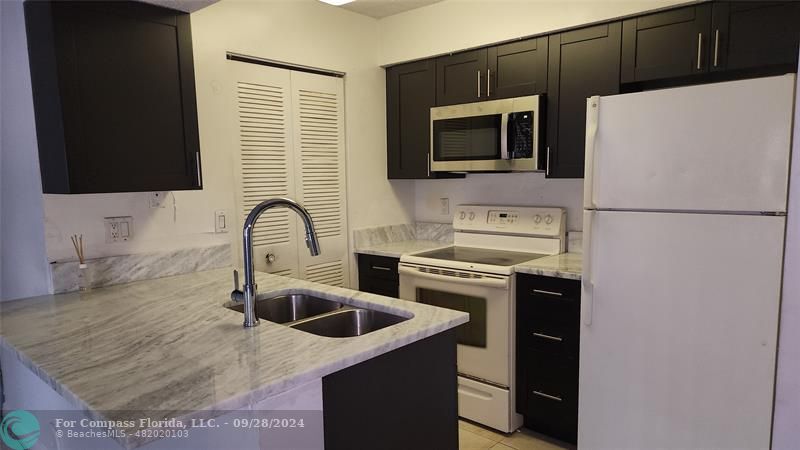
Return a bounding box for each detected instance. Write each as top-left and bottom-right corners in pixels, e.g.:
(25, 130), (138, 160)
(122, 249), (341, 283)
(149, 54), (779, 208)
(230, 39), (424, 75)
(579, 211), (784, 450)
(584, 74), (794, 212)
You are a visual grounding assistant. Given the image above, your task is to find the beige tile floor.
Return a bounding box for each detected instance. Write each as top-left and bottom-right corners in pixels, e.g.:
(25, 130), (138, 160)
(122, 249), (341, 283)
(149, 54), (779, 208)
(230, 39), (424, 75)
(458, 420), (575, 450)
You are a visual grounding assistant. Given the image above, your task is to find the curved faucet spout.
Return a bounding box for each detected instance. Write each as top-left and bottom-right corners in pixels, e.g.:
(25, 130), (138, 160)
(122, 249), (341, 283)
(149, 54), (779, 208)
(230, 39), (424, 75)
(235, 197), (321, 327)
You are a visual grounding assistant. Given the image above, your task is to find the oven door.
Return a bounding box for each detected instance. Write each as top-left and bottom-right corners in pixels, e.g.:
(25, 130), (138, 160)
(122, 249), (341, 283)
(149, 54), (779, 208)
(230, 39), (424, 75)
(398, 263), (511, 387)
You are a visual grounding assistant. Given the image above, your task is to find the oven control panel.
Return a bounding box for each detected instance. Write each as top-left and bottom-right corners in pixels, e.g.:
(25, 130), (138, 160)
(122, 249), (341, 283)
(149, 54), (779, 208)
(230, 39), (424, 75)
(453, 205), (565, 237)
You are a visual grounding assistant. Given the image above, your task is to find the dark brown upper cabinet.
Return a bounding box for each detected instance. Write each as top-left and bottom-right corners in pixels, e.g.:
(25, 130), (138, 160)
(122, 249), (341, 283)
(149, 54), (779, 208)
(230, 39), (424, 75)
(487, 37), (548, 99)
(386, 60), (464, 180)
(710, 1), (800, 73)
(25, 1), (201, 194)
(386, 60), (436, 179)
(546, 23), (621, 179)
(621, 4), (712, 83)
(435, 49), (488, 106)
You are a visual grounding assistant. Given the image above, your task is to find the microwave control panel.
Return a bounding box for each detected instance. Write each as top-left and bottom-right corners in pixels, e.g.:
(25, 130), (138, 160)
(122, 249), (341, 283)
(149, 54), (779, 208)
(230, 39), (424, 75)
(453, 205), (565, 238)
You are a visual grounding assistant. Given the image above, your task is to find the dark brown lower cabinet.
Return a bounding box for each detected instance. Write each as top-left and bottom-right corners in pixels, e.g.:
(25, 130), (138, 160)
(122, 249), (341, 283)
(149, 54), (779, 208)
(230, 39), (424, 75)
(323, 329), (458, 450)
(357, 254), (399, 298)
(516, 274), (581, 444)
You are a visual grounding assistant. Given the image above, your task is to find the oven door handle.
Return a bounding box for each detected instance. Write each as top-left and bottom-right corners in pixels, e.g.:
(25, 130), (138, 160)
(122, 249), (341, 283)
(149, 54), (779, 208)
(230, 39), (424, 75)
(399, 265), (509, 289)
(500, 112), (510, 160)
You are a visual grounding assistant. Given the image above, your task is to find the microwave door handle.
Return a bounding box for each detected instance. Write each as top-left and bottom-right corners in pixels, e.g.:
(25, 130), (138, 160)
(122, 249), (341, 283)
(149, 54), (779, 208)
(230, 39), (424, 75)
(500, 113), (510, 160)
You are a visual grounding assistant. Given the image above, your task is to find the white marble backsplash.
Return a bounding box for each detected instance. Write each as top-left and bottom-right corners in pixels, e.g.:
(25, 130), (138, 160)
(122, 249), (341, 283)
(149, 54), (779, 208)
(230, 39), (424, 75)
(415, 222), (454, 242)
(50, 244), (232, 294)
(353, 222), (453, 249)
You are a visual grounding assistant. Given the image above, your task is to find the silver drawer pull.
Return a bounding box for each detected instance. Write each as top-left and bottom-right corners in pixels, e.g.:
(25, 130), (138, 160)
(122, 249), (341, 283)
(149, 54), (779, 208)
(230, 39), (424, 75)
(533, 332), (563, 342)
(533, 289), (563, 297)
(371, 266), (392, 271)
(533, 390), (562, 402)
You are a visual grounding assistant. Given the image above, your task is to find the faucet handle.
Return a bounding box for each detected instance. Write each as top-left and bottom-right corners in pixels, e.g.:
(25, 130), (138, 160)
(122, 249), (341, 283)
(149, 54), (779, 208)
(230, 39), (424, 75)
(231, 270), (244, 303)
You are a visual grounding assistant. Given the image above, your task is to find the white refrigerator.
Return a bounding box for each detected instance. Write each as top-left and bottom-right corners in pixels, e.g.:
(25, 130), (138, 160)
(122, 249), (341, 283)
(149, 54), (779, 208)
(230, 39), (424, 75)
(580, 74), (795, 450)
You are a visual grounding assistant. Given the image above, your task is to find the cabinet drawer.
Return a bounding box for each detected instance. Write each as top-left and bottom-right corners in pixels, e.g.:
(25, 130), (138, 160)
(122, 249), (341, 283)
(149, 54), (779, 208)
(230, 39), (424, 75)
(357, 254), (399, 281)
(517, 274), (580, 323)
(521, 321), (579, 357)
(522, 352), (578, 443)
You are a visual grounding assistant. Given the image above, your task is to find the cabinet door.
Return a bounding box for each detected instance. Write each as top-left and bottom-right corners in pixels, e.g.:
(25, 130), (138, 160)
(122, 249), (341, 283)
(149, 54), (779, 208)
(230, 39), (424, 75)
(621, 4), (712, 83)
(546, 23), (621, 179)
(710, 1), (800, 72)
(435, 49), (488, 106)
(26, 1), (201, 193)
(486, 37), (548, 99)
(386, 60), (436, 179)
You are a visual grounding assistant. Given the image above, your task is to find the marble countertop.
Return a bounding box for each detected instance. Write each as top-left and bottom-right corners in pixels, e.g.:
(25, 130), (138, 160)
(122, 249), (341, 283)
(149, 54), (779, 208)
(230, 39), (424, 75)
(0, 268), (467, 447)
(354, 240), (449, 258)
(515, 252), (583, 280)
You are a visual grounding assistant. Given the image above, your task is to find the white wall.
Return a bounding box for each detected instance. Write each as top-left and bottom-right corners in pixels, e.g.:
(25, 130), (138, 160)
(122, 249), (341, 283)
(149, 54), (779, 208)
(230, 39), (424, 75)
(416, 174), (584, 230)
(773, 64), (800, 450)
(0, 0), (52, 301)
(36, 0), (415, 283)
(379, 0), (694, 66)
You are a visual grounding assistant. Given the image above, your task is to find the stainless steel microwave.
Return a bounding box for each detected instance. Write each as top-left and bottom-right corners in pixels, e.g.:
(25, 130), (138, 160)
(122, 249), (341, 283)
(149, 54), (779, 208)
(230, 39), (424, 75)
(430, 95), (542, 172)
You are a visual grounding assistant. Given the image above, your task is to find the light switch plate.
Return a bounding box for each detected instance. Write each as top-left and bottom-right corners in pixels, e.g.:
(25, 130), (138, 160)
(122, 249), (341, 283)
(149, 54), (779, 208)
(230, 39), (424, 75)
(214, 210), (227, 233)
(105, 216), (133, 243)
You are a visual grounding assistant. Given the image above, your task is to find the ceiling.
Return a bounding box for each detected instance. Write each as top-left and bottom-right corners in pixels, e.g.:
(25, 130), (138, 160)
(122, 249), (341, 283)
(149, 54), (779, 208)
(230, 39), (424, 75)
(340, 0), (444, 19)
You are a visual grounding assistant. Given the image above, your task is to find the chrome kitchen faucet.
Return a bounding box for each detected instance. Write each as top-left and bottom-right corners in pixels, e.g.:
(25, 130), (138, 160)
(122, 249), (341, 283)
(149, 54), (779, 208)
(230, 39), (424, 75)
(231, 197), (321, 327)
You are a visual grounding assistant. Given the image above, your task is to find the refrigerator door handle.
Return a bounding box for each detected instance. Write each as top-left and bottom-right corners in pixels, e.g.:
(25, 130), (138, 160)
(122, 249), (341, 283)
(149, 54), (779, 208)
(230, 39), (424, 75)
(582, 209), (595, 326)
(584, 97), (600, 209)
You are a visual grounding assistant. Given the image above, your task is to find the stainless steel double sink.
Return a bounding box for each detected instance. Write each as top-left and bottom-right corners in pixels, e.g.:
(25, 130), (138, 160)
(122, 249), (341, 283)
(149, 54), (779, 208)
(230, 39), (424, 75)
(227, 293), (408, 337)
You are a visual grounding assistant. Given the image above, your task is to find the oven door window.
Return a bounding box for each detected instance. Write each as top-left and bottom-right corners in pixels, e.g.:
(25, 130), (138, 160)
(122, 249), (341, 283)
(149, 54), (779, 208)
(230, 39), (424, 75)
(432, 114), (501, 162)
(417, 288), (487, 348)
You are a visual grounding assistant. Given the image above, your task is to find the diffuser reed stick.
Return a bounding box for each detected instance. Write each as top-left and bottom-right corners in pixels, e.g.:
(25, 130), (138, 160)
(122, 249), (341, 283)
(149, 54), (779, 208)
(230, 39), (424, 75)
(70, 234), (85, 264)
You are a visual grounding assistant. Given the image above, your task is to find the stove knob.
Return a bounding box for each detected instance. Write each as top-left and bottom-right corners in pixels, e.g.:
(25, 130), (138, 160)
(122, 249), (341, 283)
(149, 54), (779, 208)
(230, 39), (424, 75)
(459, 212), (466, 220)
(469, 212), (475, 221)
(534, 215), (542, 224)
(545, 215), (553, 225)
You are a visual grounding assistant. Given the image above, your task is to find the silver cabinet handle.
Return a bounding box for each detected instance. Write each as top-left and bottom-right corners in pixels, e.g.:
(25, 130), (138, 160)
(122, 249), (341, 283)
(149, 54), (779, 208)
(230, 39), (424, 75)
(477, 70), (481, 97)
(533, 289), (563, 297)
(713, 29), (720, 67)
(533, 391), (563, 402)
(266, 253), (276, 264)
(533, 332), (563, 342)
(371, 266), (392, 271)
(487, 68), (491, 97)
(546, 146), (551, 176)
(427, 151), (431, 177)
(195, 152), (202, 186)
(696, 32), (703, 70)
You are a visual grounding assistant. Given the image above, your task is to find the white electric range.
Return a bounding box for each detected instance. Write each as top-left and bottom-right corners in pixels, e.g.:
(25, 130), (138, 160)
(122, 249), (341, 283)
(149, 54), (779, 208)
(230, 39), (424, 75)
(399, 205), (566, 432)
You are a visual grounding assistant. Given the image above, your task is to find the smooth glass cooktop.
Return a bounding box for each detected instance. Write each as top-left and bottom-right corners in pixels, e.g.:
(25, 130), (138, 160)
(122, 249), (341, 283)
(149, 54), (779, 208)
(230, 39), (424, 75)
(411, 246), (547, 266)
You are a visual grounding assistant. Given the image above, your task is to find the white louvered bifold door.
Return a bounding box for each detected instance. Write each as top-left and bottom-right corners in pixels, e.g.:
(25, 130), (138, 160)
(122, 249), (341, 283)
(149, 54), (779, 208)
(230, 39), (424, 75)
(229, 62), (300, 278)
(289, 71), (350, 287)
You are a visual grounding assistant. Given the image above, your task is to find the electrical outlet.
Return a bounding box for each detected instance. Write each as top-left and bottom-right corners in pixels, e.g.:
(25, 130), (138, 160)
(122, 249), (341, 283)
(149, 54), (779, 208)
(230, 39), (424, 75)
(439, 198), (450, 215)
(214, 210), (228, 233)
(105, 216), (133, 243)
(149, 192), (167, 208)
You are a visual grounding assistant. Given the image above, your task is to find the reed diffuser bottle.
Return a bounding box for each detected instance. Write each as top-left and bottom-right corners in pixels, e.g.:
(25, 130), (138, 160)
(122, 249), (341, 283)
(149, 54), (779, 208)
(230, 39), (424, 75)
(71, 234), (91, 291)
